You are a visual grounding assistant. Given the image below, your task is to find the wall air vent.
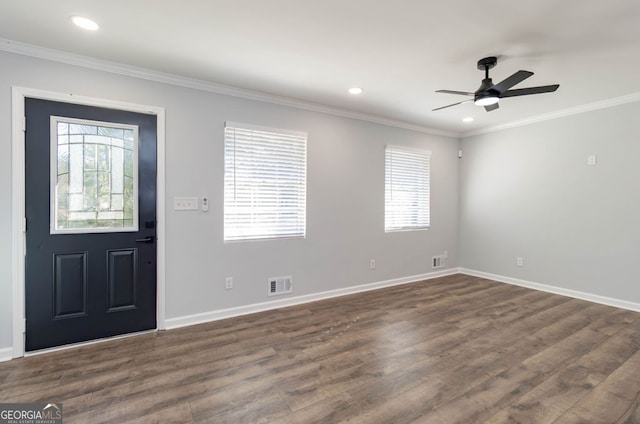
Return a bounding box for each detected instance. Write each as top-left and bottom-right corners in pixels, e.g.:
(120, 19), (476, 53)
(432, 255), (445, 269)
(268, 275), (293, 296)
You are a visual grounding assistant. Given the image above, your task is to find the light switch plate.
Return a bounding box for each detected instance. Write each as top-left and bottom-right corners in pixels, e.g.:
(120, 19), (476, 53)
(174, 196), (199, 210)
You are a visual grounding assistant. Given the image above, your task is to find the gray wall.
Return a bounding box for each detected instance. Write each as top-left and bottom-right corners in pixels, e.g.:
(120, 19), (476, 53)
(0, 51), (459, 350)
(459, 101), (640, 303)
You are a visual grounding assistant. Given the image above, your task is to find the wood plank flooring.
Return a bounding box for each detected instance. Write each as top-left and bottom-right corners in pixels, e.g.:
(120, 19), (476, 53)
(1, 274), (639, 423)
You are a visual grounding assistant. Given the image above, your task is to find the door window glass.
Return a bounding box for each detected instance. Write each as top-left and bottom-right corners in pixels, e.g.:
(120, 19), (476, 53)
(51, 117), (138, 233)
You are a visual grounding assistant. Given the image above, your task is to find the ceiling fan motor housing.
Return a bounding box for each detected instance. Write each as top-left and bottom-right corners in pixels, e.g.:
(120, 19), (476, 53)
(476, 78), (495, 94)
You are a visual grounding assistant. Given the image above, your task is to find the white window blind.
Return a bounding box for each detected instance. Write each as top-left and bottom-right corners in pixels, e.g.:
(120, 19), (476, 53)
(385, 146), (430, 231)
(224, 122), (307, 241)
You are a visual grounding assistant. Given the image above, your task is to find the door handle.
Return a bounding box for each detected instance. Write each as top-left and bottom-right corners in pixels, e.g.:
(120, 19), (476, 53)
(135, 236), (155, 243)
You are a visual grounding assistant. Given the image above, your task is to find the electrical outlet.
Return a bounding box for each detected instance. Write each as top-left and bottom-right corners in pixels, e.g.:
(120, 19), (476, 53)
(370, 259), (376, 270)
(225, 277), (233, 290)
(443, 250), (449, 259)
(516, 257), (524, 267)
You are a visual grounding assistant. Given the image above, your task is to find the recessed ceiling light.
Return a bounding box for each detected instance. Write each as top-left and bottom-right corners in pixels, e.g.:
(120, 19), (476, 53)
(462, 117), (474, 123)
(348, 87), (363, 95)
(71, 16), (99, 31)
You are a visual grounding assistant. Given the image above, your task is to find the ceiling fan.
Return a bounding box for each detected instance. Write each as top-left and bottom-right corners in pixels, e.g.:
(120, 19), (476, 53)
(433, 56), (559, 112)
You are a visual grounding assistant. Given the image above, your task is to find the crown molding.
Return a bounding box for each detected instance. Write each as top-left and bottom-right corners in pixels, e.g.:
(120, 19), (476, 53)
(0, 38), (457, 138)
(461, 92), (640, 138)
(6, 37), (637, 140)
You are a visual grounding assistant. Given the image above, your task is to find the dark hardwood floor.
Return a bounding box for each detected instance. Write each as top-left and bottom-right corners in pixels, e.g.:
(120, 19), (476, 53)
(1, 274), (639, 423)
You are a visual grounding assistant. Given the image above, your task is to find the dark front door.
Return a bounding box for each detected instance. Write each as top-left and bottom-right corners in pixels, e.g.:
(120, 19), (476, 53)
(25, 98), (157, 351)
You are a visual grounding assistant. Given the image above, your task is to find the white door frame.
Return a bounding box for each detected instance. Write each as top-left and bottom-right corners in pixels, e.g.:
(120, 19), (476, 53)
(11, 86), (166, 358)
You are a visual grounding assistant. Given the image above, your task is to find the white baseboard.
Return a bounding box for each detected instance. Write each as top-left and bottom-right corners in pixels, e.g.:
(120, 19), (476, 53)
(0, 347), (12, 362)
(6, 268), (635, 361)
(165, 268), (459, 330)
(460, 268), (640, 313)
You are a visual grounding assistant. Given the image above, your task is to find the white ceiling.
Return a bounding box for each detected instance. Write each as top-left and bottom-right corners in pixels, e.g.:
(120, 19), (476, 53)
(1, 0), (639, 134)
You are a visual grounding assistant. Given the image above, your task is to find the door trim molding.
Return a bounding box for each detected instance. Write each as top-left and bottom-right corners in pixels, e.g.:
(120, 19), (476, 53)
(11, 86), (166, 358)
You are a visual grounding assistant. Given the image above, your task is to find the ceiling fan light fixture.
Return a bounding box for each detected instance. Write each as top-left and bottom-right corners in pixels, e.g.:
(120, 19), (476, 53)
(474, 95), (499, 107)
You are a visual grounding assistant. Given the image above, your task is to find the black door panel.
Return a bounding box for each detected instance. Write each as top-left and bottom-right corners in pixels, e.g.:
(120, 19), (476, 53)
(25, 98), (157, 351)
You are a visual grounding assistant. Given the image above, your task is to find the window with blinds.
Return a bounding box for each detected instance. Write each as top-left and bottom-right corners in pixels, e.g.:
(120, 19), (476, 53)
(224, 122), (307, 241)
(385, 146), (430, 232)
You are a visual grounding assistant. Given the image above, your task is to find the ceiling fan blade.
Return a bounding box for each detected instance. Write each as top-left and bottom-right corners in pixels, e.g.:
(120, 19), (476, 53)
(484, 103), (499, 112)
(432, 99), (473, 111)
(500, 84), (560, 98)
(436, 90), (474, 96)
(491, 70), (534, 94)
